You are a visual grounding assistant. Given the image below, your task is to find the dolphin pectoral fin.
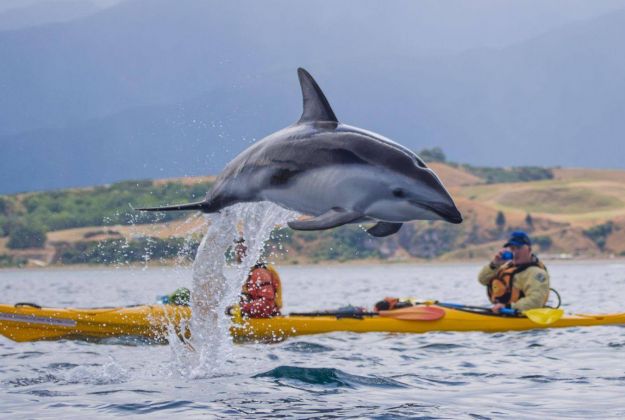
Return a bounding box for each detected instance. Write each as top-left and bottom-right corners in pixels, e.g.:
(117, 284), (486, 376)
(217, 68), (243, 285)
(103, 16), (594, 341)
(287, 208), (362, 231)
(366, 222), (403, 237)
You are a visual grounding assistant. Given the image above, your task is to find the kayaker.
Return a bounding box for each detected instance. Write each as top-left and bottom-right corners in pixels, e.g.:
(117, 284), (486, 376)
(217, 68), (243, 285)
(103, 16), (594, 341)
(161, 239), (282, 318)
(232, 238), (282, 318)
(478, 230), (550, 314)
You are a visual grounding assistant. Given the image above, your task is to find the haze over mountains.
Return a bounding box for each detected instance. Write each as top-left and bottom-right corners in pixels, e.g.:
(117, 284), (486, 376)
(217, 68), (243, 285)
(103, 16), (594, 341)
(0, 0), (120, 30)
(1, 0), (625, 194)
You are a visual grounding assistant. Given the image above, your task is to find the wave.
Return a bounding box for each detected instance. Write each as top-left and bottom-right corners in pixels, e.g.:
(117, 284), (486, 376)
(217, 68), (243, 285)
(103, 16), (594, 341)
(254, 365), (407, 388)
(281, 342), (334, 353)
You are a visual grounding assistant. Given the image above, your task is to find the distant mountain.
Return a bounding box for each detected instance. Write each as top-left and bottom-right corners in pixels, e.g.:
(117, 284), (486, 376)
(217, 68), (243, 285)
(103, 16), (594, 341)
(2, 0), (625, 136)
(0, 1), (98, 31)
(2, 6), (625, 193)
(0, 0), (120, 31)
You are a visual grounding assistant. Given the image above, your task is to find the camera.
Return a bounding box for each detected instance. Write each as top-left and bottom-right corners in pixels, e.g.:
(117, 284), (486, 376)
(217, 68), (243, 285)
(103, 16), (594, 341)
(501, 250), (513, 261)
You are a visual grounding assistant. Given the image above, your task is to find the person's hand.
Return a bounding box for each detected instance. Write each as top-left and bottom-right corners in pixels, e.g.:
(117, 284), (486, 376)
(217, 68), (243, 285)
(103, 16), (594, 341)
(491, 303), (506, 314)
(491, 248), (508, 266)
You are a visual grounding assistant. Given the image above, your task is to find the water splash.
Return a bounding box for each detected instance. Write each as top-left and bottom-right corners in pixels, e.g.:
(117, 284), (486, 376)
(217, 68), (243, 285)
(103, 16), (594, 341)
(170, 202), (296, 377)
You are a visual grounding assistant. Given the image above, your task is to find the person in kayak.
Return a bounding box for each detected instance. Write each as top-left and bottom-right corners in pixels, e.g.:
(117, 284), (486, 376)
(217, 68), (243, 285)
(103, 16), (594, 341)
(161, 239), (282, 319)
(232, 238), (282, 318)
(478, 230), (550, 314)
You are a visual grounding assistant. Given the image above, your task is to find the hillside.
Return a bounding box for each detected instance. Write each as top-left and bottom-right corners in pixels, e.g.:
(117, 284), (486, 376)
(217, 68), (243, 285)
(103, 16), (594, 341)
(1, 163), (624, 268)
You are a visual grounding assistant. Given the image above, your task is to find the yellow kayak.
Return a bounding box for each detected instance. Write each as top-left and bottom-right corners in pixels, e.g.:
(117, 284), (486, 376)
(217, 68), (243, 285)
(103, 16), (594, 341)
(1, 303), (625, 343)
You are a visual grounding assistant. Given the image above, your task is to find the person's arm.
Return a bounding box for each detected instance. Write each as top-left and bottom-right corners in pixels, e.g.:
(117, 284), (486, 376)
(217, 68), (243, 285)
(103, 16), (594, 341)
(510, 269), (550, 311)
(240, 296), (275, 316)
(478, 264), (498, 286)
(478, 249), (507, 285)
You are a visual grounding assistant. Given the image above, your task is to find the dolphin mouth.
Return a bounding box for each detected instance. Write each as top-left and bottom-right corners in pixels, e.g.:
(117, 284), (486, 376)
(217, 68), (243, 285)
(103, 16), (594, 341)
(412, 201), (463, 224)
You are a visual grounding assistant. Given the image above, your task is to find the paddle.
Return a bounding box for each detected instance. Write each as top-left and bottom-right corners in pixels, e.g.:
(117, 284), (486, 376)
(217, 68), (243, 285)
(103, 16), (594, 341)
(289, 305), (445, 321)
(437, 301), (564, 325)
(378, 305), (445, 321)
(500, 307), (564, 325)
(436, 302), (493, 313)
(288, 308), (376, 319)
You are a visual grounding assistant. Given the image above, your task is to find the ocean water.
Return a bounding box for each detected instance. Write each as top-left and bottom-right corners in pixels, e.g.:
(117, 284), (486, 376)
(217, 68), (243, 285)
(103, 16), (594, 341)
(1, 262), (625, 418)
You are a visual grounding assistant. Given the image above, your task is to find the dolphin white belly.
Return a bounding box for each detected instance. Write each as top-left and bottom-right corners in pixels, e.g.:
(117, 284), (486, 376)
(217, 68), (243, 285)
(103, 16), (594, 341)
(261, 165), (386, 217)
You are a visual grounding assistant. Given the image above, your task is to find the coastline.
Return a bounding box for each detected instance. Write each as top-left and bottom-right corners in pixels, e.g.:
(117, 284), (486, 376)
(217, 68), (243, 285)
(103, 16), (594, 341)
(3, 255), (625, 272)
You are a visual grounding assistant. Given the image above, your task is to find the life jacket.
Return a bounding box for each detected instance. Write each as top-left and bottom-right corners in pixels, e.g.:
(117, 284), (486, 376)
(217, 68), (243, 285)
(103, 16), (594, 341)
(487, 257), (547, 304)
(240, 263), (282, 317)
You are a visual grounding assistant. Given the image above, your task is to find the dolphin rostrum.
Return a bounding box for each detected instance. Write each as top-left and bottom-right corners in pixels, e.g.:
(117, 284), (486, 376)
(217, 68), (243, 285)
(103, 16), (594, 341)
(137, 68), (462, 237)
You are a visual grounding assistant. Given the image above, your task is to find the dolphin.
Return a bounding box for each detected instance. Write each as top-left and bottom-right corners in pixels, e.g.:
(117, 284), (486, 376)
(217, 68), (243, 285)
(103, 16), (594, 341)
(137, 68), (462, 237)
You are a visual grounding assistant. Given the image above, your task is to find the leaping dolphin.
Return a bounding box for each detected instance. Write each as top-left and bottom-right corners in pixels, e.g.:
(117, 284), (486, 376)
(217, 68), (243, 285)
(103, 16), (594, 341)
(137, 68), (462, 237)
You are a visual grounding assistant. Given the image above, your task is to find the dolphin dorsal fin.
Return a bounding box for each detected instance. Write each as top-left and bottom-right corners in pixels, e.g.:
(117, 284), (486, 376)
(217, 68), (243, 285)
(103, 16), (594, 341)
(297, 68), (338, 124)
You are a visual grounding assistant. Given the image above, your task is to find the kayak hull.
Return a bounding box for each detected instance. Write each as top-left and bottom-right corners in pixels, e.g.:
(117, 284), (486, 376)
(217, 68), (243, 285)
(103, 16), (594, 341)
(1, 303), (625, 343)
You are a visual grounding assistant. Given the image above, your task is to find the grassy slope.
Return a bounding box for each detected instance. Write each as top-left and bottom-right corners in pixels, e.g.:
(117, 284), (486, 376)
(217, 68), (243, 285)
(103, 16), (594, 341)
(2, 165), (625, 265)
(444, 167), (625, 258)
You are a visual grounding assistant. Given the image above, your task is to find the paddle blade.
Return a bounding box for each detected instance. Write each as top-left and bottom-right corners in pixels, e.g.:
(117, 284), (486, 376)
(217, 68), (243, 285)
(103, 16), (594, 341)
(524, 308), (564, 325)
(378, 305), (445, 321)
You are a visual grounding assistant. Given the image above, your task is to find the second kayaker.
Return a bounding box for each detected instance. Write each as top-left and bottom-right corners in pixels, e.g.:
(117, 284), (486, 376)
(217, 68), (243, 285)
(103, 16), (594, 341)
(162, 238), (282, 319)
(478, 230), (550, 314)
(232, 238), (282, 318)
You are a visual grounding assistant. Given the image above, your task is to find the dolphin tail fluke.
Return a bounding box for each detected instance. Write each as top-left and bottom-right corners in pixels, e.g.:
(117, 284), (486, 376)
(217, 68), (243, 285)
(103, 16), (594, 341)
(135, 200), (209, 213)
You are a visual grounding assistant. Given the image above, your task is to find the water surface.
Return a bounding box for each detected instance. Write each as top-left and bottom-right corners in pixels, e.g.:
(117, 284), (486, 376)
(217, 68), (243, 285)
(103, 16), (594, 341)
(1, 262), (625, 418)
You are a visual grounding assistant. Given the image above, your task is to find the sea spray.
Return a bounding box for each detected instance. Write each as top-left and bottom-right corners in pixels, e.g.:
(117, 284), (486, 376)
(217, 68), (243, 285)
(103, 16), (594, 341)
(170, 202), (296, 377)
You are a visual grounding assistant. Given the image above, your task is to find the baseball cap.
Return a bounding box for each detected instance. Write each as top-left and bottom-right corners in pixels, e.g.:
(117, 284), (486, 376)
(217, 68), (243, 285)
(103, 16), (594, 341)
(504, 231), (531, 247)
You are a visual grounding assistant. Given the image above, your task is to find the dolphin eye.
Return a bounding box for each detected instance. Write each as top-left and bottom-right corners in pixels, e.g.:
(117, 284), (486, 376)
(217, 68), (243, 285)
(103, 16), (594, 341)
(392, 188), (406, 198)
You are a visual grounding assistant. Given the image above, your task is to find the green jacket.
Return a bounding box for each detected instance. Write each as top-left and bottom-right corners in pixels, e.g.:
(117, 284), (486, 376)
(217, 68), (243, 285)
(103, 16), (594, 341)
(478, 257), (550, 311)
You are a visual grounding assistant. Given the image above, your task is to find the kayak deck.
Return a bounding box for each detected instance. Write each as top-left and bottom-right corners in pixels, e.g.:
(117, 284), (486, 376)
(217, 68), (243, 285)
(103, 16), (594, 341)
(1, 303), (625, 343)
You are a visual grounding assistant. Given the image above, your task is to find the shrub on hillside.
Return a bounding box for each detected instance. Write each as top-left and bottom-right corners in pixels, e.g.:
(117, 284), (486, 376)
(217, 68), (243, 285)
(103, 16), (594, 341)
(525, 213), (534, 229)
(0, 216), (21, 238)
(399, 221), (461, 258)
(496, 211), (506, 229)
(0, 197), (12, 215)
(451, 165), (554, 184)
(532, 235), (553, 250)
(7, 223), (47, 249)
(310, 226), (381, 261)
(17, 179), (213, 232)
(55, 237), (199, 265)
(418, 147), (447, 163)
(0, 254), (27, 268)
(583, 222), (614, 251)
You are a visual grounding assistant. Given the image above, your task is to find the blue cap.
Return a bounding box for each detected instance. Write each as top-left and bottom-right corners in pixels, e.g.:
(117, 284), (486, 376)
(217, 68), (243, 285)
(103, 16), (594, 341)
(504, 231), (531, 247)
